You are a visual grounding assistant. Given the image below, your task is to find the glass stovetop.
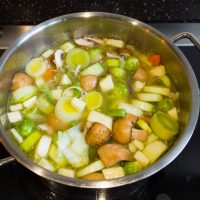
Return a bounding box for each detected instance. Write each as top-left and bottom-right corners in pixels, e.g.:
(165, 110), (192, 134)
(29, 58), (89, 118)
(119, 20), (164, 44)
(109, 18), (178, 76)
(0, 46), (200, 200)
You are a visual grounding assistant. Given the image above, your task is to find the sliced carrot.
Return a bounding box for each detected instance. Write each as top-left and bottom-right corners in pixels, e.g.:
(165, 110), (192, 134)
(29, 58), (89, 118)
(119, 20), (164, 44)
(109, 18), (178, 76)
(43, 67), (55, 81)
(131, 128), (148, 142)
(47, 114), (69, 130)
(148, 55), (161, 65)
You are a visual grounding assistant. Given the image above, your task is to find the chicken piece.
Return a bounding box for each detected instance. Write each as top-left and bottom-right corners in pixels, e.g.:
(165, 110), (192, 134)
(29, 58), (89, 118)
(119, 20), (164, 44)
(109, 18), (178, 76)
(98, 144), (133, 167)
(11, 72), (33, 91)
(112, 117), (134, 145)
(131, 128), (148, 142)
(82, 172), (104, 180)
(133, 67), (148, 81)
(86, 122), (111, 146)
(80, 75), (98, 92)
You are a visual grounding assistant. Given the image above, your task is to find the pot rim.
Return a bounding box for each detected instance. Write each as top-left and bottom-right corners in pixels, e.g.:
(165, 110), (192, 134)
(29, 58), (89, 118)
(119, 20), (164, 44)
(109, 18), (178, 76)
(0, 12), (199, 188)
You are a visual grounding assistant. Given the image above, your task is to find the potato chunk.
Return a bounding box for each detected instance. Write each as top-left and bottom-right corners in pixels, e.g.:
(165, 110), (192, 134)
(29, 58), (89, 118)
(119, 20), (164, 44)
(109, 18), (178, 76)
(82, 172), (104, 180)
(98, 144), (133, 167)
(133, 68), (148, 81)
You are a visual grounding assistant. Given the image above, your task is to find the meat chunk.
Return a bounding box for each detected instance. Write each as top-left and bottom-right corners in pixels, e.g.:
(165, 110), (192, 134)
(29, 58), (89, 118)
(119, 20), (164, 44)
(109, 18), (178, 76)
(11, 72), (33, 91)
(86, 122), (111, 146)
(98, 144), (133, 167)
(80, 75), (98, 92)
(133, 67), (148, 81)
(82, 172), (104, 180)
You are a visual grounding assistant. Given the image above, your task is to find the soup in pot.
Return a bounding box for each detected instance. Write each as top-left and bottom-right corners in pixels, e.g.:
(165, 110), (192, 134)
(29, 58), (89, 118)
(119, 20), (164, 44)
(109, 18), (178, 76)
(6, 37), (179, 180)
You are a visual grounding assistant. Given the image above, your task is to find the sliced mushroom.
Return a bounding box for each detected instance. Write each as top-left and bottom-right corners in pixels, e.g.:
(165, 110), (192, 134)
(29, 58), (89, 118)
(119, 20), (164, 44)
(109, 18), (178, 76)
(106, 51), (119, 58)
(86, 122), (111, 146)
(133, 67), (148, 81)
(125, 114), (138, 124)
(132, 128), (148, 142)
(11, 72), (33, 91)
(119, 48), (131, 57)
(82, 172), (104, 180)
(80, 75), (98, 92)
(54, 50), (64, 68)
(84, 37), (105, 45)
(98, 144), (133, 167)
(74, 38), (94, 47)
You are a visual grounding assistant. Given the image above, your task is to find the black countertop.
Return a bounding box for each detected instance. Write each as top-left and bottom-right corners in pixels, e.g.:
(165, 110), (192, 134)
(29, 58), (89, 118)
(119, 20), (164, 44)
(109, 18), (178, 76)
(1, 0), (200, 25)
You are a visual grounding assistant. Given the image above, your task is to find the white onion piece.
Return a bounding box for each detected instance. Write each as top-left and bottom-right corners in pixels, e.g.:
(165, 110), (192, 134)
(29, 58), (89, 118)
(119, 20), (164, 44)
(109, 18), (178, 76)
(54, 50), (64, 68)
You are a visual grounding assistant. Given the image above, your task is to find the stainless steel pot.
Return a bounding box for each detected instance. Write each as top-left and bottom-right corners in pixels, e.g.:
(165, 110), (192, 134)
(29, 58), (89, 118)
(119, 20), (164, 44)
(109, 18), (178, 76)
(0, 12), (199, 189)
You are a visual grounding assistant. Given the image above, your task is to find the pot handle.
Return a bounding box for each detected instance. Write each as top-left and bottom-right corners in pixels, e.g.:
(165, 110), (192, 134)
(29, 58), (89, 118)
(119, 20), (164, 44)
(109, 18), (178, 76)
(0, 156), (15, 167)
(170, 32), (200, 49)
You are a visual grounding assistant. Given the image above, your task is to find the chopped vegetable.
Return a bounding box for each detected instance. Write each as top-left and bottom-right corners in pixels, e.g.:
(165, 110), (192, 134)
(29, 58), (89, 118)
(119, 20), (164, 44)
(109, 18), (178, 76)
(48, 144), (67, 167)
(110, 67), (126, 79)
(58, 168), (75, 178)
(38, 158), (56, 172)
(76, 160), (104, 177)
(99, 75), (114, 92)
(60, 74), (72, 85)
(10, 128), (23, 144)
(10, 103), (23, 112)
(128, 141), (137, 153)
(23, 96), (37, 108)
(89, 48), (103, 63)
(114, 81), (129, 96)
(146, 133), (158, 144)
(143, 85), (170, 96)
(123, 161), (142, 175)
(38, 96), (54, 115)
(125, 57), (139, 71)
(143, 140), (167, 163)
(132, 80), (145, 92)
(60, 41), (75, 52)
(51, 89), (62, 100)
(136, 93), (163, 102)
(20, 130), (42, 152)
(133, 139), (144, 150)
(87, 111), (113, 130)
(36, 135), (52, 157)
(102, 166), (125, 179)
(150, 111), (179, 140)
(82, 172), (104, 180)
(158, 98), (174, 112)
(131, 99), (154, 112)
(133, 68), (148, 81)
(17, 118), (36, 137)
(80, 63), (104, 77)
(149, 65), (166, 77)
(42, 49), (55, 58)
(134, 151), (149, 167)
(84, 91), (103, 110)
(55, 97), (81, 123)
(71, 97), (86, 112)
(107, 108), (126, 117)
(7, 111), (22, 123)
(148, 54), (161, 65)
(118, 102), (143, 117)
(159, 75), (171, 88)
(106, 58), (120, 67)
(26, 57), (49, 78)
(12, 85), (38, 103)
(132, 128), (148, 142)
(66, 48), (90, 69)
(167, 107), (178, 120)
(137, 119), (152, 133)
(74, 38), (94, 47)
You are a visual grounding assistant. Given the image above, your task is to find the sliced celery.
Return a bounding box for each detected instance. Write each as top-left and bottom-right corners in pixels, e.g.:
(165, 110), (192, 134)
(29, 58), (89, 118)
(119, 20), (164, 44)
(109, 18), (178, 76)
(20, 131), (42, 152)
(143, 85), (170, 96)
(132, 99), (154, 112)
(80, 63), (104, 77)
(136, 93), (163, 102)
(38, 96), (54, 115)
(137, 119), (152, 133)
